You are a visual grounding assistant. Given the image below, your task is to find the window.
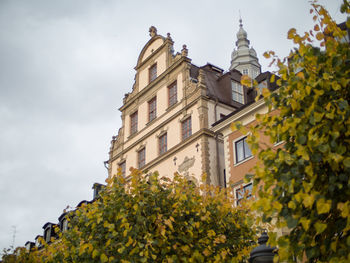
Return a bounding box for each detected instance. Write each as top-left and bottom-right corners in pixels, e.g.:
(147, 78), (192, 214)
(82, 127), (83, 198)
(138, 148), (146, 169)
(62, 219), (68, 232)
(159, 133), (167, 155)
(148, 97), (157, 122)
(130, 111), (138, 135)
(44, 228), (51, 243)
(232, 81), (244, 103)
(236, 183), (252, 205)
(149, 63), (157, 82)
(168, 81), (177, 107)
(119, 161), (126, 177)
(242, 69), (248, 75)
(235, 137), (252, 163)
(182, 117), (192, 140)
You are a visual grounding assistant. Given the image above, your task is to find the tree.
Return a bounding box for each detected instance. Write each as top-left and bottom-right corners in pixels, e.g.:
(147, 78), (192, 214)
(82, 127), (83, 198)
(240, 1), (350, 262)
(4, 170), (255, 263)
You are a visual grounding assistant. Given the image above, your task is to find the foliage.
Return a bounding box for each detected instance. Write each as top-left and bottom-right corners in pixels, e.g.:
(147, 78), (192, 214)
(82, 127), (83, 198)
(3, 170), (255, 263)
(239, 1), (350, 262)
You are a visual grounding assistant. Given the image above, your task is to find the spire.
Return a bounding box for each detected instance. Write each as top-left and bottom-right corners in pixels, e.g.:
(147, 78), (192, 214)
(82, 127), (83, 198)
(236, 18), (249, 48)
(229, 18), (261, 77)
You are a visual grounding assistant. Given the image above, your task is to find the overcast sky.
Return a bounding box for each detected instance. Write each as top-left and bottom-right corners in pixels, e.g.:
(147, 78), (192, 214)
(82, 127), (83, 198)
(0, 0), (346, 252)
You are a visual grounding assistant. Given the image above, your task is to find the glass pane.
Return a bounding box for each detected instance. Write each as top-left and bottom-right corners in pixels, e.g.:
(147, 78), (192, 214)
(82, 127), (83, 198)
(244, 139), (252, 158)
(236, 140), (244, 162)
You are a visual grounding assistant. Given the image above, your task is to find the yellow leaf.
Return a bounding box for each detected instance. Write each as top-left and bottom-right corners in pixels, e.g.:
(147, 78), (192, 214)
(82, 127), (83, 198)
(314, 222), (327, 234)
(263, 52), (271, 58)
(126, 236), (133, 247)
(296, 71), (305, 79)
(303, 194), (315, 208)
(316, 32), (324, 40)
(317, 198), (331, 214)
(92, 249), (99, 259)
(300, 217), (311, 231)
(100, 253), (109, 263)
(241, 75), (253, 87)
(288, 28), (296, 39)
(270, 74), (275, 83)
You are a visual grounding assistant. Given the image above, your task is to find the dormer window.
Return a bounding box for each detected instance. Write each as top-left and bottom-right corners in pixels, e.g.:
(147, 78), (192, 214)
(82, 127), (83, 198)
(62, 218), (68, 232)
(58, 212), (69, 232)
(43, 222), (56, 243)
(44, 228), (51, 243)
(92, 183), (105, 199)
(242, 69), (248, 75)
(25, 241), (35, 251)
(35, 235), (43, 248)
(149, 63), (157, 83)
(232, 81), (244, 104)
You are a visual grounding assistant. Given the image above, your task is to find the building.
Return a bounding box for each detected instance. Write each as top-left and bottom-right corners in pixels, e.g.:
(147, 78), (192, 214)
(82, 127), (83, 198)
(106, 21), (273, 188)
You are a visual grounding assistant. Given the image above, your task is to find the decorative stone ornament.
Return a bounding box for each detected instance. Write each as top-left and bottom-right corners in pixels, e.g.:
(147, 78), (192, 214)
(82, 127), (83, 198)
(181, 44), (188, 57)
(149, 26), (157, 37)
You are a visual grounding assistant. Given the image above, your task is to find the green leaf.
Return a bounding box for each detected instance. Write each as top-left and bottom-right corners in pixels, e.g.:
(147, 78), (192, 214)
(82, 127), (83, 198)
(343, 158), (350, 168)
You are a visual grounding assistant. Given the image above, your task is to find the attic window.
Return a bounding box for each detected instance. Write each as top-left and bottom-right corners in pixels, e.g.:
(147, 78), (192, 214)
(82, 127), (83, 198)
(232, 81), (244, 104)
(242, 69), (248, 75)
(149, 63), (157, 83)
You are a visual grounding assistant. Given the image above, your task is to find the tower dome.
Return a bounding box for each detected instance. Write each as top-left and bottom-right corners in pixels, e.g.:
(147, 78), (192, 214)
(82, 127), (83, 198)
(236, 18), (247, 40)
(229, 18), (261, 78)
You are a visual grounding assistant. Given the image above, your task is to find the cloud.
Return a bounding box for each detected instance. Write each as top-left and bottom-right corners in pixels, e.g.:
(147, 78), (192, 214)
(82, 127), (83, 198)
(0, 0), (346, 252)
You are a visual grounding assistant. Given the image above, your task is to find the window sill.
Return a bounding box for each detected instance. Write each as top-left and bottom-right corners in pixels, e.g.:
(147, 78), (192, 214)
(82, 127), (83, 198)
(234, 155), (254, 167)
(146, 117), (157, 126)
(166, 101), (179, 112)
(128, 132), (138, 140)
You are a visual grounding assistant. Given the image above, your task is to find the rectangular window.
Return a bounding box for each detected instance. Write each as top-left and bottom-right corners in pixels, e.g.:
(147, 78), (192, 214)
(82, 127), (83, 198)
(149, 63), (157, 82)
(235, 137), (252, 163)
(45, 228), (51, 243)
(242, 69), (248, 75)
(119, 161), (126, 177)
(130, 111), (138, 135)
(159, 133), (167, 155)
(148, 97), (157, 122)
(232, 81), (244, 104)
(168, 81), (177, 107)
(138, 148), (146, 169)
(62, 219), (68, 232)
(236, 183), (253, 205)
(182, 117), (192, 140)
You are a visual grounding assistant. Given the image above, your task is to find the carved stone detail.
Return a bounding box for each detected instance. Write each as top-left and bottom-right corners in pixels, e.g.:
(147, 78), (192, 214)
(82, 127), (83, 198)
(178, 156), (195, 175)
(181, 44), (188, 57)
(149, 26), (157, 38)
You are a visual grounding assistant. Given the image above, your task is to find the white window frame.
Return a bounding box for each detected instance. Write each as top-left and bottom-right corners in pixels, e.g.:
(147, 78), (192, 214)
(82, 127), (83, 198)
(234, 182), (253, 206)
(231, 81), (244, 104)
(233, 134), (253, 166)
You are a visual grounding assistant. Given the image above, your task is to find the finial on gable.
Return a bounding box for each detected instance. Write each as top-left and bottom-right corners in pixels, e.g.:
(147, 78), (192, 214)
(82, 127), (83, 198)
(149, 26), (157, 38)
(181, 44), (188, 57)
